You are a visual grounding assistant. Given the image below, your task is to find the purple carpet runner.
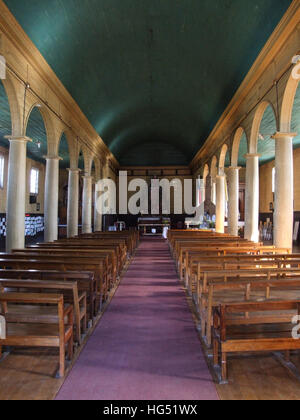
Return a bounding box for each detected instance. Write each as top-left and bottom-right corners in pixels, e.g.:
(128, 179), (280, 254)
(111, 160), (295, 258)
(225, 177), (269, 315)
(56, 239), (219, 400)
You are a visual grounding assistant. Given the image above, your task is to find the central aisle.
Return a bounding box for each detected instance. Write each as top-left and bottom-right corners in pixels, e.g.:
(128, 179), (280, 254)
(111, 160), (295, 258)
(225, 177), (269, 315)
(56, 239), (219, 400)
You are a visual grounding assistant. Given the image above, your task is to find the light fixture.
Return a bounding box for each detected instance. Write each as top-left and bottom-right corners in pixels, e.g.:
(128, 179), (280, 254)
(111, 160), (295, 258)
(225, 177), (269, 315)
(258, 133), (274, 141)
(258, 133), (264, 141)
(32, 139), (41, 149)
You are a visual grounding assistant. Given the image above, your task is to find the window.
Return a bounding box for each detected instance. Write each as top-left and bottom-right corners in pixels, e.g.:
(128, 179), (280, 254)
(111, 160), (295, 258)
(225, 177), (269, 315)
(272, 167), (276, 194)
(0, 155), (4, 189)
(30, 168), (39, 195)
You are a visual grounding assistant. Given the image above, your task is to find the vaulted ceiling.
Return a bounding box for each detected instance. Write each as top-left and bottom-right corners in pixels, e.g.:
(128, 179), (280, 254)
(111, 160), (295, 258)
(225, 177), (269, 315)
(2, 0), (293, 166)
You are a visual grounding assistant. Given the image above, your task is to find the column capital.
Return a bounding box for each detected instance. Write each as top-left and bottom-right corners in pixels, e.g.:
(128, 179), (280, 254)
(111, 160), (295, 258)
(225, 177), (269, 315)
(244, 153), (261, 159)
(271, 132), (297, 140)
(228, 166), (241, 171)
(43, 155), (63, 161)
(67, 168), (81, 173)
(82, 175), (93, 180)
(216, 174), (226, 179)
(4, 135), (32, 143)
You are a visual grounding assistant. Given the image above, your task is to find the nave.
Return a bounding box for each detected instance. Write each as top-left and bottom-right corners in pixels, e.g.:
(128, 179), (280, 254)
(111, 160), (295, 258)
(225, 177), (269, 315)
(1, 0), (300, 402)
(56, 238), (218, 400)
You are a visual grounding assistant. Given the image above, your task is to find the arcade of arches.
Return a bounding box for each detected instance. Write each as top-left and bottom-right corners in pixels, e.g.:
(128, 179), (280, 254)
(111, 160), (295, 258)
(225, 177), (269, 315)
(1, 0), (300, 401)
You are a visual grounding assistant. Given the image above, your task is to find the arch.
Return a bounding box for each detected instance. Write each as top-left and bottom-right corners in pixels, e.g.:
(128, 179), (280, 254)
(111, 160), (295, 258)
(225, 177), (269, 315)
(77, 145), (85, 171)
(257, 104), (277, 164)
(281, 64), (300, 132)
(218, 144), (228, 172)
(0, 80), (13, 148)
(210, 156), (218, 179)
(91, 158), (96, 177)
(231, 127), (246, 167)
(25, 102), (56, 155)
(0, 74), (22, 137)
(93, 158), (101, 180)
(202, 164), (209, 182)
(26, 105), (48, 163)
(291, 83), (300, 150)
(58, 129), (72, 154)
(80, 146), (93, 176)
(104, 156), (112, 180)
(58, 132), (70, 169)
(249, 101), (278, 153)
(201, 164), (210, 198)
(58, 130), (78, 169)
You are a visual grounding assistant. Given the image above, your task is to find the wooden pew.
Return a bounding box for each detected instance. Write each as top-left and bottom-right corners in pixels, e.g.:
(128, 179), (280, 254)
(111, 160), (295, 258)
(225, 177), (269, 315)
(30, 243), (125, 275)
(59, 237), (128, 255)
(168, 230), (234, 249)
(0, 292), (73, 378)
(90, 230), (139, 248)
(0, 258), (106, 311)
(183, 247), (291, 279)
(12, 249), (118, 288)
(80, 231), (139, 254)
(173, 239), (257, 262)
(198, 268), (300, 346)
(3, 253), (110, 285)
(212, 300), (300, 383)
(186, 254), (300, 295)
(177, 246), (286, 281)
(0, 270), (96, 323)
(51, 240), (128, 267)
(0, 279), (86, 344)
(28, 246), (122, 276)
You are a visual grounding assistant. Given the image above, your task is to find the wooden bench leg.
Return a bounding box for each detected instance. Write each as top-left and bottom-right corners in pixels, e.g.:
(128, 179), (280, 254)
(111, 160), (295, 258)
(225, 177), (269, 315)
(68, 309), (74, 362)
(68, 334), (73, 362)
(213, 311), (219, 367)
(285, 350), (290, 362)
(213, 338), (219, 367)
(221, 352), (227, 383)
(200, 308), (205, 336)
(58, 342), (65, 379)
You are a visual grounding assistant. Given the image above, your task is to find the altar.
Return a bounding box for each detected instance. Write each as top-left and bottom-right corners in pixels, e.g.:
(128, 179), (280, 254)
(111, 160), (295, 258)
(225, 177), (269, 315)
(138, 217), (170, 236)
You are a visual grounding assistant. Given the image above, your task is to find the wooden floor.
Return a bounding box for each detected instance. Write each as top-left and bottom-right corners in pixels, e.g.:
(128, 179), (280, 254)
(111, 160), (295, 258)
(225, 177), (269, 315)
(0, 348), (65, 400)
(216, 354), (300, 400)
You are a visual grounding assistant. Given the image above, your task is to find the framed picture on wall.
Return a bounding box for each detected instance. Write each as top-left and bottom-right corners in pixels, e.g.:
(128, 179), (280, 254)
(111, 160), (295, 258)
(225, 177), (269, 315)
(29, 195), (37, 205)
(36, 203), (40, 212)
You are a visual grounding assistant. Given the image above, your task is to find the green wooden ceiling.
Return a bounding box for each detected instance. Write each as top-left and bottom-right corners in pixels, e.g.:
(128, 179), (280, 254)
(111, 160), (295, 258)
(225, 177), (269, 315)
(2, 0), (293, 166)
(0, 82), (10, 150)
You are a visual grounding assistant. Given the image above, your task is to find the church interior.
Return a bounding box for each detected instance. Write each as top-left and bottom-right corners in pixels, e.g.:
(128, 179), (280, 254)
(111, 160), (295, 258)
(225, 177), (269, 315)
(0, 0), (300, 401)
